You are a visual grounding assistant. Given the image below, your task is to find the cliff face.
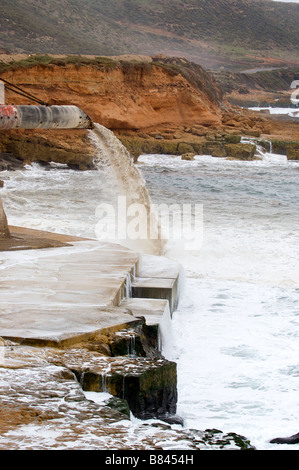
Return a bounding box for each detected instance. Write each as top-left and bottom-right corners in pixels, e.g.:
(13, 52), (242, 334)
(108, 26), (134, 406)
(0, 57), (229, 167)
(2, 56), (295, 168)
(1, 58), (223, 130)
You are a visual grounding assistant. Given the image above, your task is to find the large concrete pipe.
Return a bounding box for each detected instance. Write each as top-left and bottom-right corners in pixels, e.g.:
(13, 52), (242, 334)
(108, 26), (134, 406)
(0, 105), (93, 130)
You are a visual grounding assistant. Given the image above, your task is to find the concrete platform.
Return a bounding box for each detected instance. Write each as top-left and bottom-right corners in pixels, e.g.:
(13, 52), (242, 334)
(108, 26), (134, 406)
(0, 236), (140, 345)
(0, 228), (182, 347)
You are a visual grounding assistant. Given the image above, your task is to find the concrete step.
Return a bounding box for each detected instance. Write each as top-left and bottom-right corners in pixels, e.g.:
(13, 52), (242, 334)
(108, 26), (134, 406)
(120, 298), (170, 326)
(132, 254), (182, 314)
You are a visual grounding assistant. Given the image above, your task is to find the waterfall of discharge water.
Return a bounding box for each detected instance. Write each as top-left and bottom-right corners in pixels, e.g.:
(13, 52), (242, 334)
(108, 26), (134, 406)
(241, 136), (273, 157)
(242, 137), (290, 165)
(89, 123), (165, 256)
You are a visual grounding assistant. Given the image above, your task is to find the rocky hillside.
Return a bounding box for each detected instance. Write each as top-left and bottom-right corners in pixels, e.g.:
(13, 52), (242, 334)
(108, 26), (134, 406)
(213, 66), (299, 107)
(1, 0), (299, 70)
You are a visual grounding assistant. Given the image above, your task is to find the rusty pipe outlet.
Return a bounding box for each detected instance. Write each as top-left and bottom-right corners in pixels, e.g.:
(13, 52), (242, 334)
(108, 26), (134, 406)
(0, 105), (94, 130)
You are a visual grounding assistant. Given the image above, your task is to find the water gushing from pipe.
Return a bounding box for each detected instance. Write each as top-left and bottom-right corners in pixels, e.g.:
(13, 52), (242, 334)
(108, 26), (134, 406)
(89, 123), (165, 256)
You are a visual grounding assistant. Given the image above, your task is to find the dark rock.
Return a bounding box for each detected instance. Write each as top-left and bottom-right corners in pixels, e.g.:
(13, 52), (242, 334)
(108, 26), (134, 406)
(238, 87), (250, 95)
(109, 329), (147, 357)
(0, 152), (24, 171)
(67, 163), (80, 170)
(122, 360), (178, 420)
(73, 356), (178, 421)
(139, 323), (161, 359)
(35, 159), (51, 168)
(270, 432), (299, 445)
(104, 396), (131, 418)
(161, 414), (184, 426)
(108, 321), (160, 359)
(190, 428), (255, 450)
(287, 149), (299, 161)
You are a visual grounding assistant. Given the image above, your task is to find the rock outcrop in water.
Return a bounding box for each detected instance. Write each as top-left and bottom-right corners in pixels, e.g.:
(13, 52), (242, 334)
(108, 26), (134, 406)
(0, 339), (255, 449)
(0, 131), (96, 171)
(0, 152), (24, 172)
(270, 432), (299, 445)
(0, 195), (10, 238)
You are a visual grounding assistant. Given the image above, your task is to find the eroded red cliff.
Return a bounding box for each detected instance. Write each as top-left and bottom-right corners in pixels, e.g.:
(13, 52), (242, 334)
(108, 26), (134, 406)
(1, 56), (296, 169)
(1, 58), (223, 130)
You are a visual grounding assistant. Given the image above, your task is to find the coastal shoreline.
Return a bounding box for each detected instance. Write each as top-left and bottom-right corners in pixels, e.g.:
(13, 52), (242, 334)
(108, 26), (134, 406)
(0, 226), (254, 450)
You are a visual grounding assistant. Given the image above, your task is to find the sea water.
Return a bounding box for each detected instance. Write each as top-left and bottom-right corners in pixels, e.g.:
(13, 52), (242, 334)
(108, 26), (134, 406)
(138, 152), (299, 450)
(249, 107), (299, 118)
(1, 144), (299, 450)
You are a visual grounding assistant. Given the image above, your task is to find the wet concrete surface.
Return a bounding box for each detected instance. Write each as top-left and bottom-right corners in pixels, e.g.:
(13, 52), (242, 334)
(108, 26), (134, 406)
(0, 227), (180, 347)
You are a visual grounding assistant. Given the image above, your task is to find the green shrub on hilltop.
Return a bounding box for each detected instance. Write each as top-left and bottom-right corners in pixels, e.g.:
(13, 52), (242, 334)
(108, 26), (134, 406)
(0, 54), (120, 73)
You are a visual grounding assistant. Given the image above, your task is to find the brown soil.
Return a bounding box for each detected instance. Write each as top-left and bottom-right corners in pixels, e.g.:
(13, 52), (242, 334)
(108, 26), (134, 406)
(0, 226), (89, 252)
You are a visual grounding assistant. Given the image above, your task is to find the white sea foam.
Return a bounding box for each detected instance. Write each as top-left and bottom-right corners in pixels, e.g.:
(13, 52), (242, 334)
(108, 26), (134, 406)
(249, 106), (299, 118)
(139, 151), (299, 450)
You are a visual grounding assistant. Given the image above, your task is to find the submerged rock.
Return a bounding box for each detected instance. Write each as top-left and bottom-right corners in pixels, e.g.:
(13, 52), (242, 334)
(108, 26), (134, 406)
(181, 152), (195, 161)
(0, 152), (24, 171)
(104, 396), (131, 418)
(190, 428), (255, 450)
(270, 432), (299, 445)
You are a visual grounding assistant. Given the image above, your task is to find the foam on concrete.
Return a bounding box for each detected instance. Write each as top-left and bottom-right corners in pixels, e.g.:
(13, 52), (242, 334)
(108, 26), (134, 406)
(0, 228), (182, 346)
